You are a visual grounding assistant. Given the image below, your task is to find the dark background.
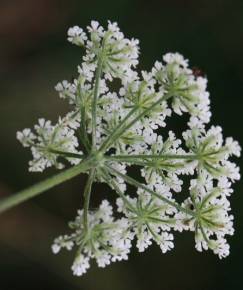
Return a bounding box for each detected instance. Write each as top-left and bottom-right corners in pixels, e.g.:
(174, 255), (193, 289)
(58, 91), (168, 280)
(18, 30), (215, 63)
(0, 1), (242, 289)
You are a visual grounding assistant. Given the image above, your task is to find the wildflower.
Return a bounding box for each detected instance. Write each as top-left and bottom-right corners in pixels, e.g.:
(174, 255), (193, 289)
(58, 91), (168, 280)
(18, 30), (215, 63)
(152, 53), (211, 124)
(13, 20), (240, 276)
(176, 179), (235, 258)
(67, 26), (87, 46)
(52, 200), (133, 275)
(116, 189), (175, 253)
(183, 126), (241, 180)
(17, 113), (81, 172)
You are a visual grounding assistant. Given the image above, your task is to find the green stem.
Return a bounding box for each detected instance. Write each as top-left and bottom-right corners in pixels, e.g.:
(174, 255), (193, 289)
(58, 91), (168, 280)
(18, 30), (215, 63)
(114, 160), (149, 167)
(105, 164), (195, 217)
(199, 222), (211, 245)
(83, 169), (96, 231)
(99, 92), (173, 153)
(92, 56), (103, 149)
(106, 154), (199, 162)
(146, 222), (160, 241)
(100, 168), (136, 212)
(104, 153), (197, 168)
(48, 148), (84, 159)
(77, 82), (91, 152)
(0, 157), (94, 214)
(79, 105), (91, 152)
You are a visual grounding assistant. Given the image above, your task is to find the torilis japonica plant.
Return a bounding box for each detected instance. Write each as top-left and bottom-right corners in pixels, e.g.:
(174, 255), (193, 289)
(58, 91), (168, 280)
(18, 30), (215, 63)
(0, 21), (241, 276)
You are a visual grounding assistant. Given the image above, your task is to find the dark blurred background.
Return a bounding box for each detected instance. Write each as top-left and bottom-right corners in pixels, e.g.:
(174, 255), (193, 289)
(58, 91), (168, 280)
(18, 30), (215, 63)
(0, 0), (243, 289)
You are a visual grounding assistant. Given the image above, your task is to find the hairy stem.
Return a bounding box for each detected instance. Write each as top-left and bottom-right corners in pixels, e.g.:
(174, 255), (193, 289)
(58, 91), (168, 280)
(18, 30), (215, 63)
(106, 154), (199, 162)
(0, 157), (94, 214)
(83, 169), (96, 231)
(105, 164), (196, 217)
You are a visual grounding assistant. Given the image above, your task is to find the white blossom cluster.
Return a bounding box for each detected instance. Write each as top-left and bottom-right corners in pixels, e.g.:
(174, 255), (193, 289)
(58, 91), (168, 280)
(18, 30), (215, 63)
(17, 21), (241, 276)
(17, 112), (81, 171)
(52, 200), (133, 276)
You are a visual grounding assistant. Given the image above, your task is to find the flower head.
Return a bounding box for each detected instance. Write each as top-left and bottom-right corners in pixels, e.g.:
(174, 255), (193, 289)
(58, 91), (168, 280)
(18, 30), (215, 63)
(176, 178), (235, 258)
(52, 200), (133, 275)
(16, 20), (241, 276)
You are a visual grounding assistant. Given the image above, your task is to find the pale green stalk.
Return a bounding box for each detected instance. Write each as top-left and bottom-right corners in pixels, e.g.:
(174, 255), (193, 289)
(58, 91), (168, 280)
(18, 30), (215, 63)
(83, 169), (96, 231)
(105, 164), (196, 217)
(91, 57), (103, 149)
(0, 157), (94, 214)
(106, 154), (199, 162)
(100, 168), (136, 212)
(47, 148), (84, 159)
(77, 82), (91, 152)
(91, 34), (110, 150)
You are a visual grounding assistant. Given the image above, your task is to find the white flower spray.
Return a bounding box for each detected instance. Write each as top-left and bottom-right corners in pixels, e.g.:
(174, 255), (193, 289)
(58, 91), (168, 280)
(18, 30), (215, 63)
(3, 20), (240, 276)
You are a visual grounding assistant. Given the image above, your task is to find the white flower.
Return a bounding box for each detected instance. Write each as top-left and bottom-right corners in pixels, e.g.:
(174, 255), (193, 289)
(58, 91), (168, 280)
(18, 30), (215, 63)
(71, 254), (90, 276)
(163, 52), (189, 68)
(52, 235), (74, 254)
(16, 20), (241, 276)
(225, 137), (241, 157)
(152, 55), (211, 123)
(176, 181), (235, 258)
(183, 126), (241, 181)
(213, 237), (230, 259)
(159, 232), (174, 253)
(84, 21), (139, 83)
(18, 113), (81, 172)
(53, 201), (133, 276)
(17, 128), (36, 147)
(136, 228), (152, 252)
(67, 26), (87, 46)
(141, 133), (190, 191)
(116, 190), (175, 253)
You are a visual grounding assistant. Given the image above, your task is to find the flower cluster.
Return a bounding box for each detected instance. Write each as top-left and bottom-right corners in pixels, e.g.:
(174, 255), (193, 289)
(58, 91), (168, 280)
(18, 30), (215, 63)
(17, 21), (241, 276)
(52, 200), (133, 276)
(17, 113), (81, 171)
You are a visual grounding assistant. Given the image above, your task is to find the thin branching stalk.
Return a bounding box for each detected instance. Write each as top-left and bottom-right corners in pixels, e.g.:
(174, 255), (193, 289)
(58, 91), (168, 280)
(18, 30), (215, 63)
(105, 164), (196, 217)
(106, 154), (199, 161)
(91, 58), (103, 149)
(100, 168), (136, 212)
(99, 92), (173, 153)
(48, 148), (84, 159)
(77, 82), (91, 152)
(83, 169), (96, 231)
